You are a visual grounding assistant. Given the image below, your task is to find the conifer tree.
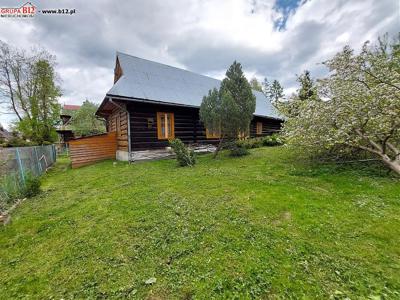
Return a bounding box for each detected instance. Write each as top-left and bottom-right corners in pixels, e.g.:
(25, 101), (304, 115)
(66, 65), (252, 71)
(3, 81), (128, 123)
(263, 78), (284, 103)
(200, 61), (256, 157)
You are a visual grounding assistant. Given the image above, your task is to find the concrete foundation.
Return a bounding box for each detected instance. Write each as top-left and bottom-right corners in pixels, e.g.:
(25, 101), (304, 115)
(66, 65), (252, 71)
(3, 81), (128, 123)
(116, 144), (217, 163)
(116, 150), (129, 161)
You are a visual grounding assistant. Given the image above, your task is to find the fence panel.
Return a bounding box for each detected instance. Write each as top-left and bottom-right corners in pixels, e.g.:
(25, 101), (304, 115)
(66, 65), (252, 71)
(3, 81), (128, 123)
(0, 145), (56, 178)
(69, 132), (117, 168)
(0, 145), (57, 212)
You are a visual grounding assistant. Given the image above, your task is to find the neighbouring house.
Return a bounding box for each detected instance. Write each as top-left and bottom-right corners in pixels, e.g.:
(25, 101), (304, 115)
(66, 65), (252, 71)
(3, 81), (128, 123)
(0, 123), (12, 142)
(95, 52), (283, 161)
(56, 104), (81, 150)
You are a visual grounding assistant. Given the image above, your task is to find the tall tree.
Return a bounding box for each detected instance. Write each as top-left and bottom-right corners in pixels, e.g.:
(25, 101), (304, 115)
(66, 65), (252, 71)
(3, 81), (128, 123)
(262, 77), (271, 99)
(219, 61), (256, 138)
(0, 41), (61, 143)
(279, 71), (317, 118)
(283, 35), (400, 175)
(297, 70), (317, 102)
(263, 78), (284, 104)
(199, 88), (221, 138)
(0, 41), (23, 121)
(200, 61), (256, 157)
(70, 100), (106, 137)
(249, 77), (263, 92)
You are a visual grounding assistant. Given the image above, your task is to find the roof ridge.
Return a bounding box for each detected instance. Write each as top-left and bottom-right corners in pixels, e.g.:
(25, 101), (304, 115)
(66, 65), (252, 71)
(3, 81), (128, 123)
(116, 51), (222, 83)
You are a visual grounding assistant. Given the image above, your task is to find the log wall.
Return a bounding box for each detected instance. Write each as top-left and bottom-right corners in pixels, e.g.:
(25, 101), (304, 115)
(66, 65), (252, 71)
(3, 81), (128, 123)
(107, 104), (129, 152)
(100, 100), (283, 151)
(69, 132), (117, 168)
(128, 102), (220, 150)
(126, 102), (282, 150)
(249, 116), (283, 138)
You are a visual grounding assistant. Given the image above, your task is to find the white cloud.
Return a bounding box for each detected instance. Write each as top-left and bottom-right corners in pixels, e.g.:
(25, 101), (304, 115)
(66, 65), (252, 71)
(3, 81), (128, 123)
(58, 67), (112, 105)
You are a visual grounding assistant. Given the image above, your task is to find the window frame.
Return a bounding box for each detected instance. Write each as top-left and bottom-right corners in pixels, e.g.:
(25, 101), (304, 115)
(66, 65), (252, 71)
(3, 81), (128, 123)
(256, 122), (263, 135)
(156, 112), (175, 140)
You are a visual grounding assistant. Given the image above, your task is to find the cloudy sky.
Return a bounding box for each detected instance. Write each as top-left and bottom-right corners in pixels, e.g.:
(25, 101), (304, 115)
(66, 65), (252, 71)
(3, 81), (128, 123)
(0, 0), (398, 128)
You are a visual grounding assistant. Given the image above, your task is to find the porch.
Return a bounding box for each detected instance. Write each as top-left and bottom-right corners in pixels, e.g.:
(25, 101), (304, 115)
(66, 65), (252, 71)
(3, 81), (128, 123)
(130, 144), (217, 162)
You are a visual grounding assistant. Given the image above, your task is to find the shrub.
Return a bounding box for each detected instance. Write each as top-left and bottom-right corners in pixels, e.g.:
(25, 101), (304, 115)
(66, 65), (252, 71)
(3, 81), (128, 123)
(236, 138), (262, 149)
(0, 172), (41, 213)
(230, 145), (249, 157)
(0, 173), (21, 208)
(262, 134), (283, 147)
(22, 173), (41, 198)
(169, 139), (196, 167)
(0, 136), (39, 148)
(232, 134), (283, 153)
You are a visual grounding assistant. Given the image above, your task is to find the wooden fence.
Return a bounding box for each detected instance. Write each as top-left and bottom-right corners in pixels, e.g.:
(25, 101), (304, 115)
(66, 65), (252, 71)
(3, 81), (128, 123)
(69, 132), (117, 168)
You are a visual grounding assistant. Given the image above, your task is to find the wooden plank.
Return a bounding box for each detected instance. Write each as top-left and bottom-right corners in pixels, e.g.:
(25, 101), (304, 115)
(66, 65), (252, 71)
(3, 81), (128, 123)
(69, 132), (117, 168)
(70, 149), (117, 157)
(71, 154), (116, 164)
(70, 149), (117, 158)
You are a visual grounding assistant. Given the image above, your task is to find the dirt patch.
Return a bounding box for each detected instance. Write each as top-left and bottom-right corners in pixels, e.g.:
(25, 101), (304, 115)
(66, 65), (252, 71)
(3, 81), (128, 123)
(272, 211), (292, 225)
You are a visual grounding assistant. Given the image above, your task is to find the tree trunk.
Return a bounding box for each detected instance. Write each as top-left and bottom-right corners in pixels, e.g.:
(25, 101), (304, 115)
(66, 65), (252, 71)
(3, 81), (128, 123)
(354, 130), (400, 176)
(213, 137), (224, 159)
(381, 155), (400, 175)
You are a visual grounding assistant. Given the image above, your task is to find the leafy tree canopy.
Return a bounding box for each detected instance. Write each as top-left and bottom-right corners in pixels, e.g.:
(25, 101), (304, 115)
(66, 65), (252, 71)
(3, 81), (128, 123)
(0, 41), (61, 144)
(249, 77), (263, 92)
(283, 34), (400, 175)
(16, 59), (61, 143)
(70, 100), (105, 137)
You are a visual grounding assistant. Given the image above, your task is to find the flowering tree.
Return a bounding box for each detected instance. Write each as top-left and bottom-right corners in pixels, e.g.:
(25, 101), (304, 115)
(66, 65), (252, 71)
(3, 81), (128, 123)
(283, 34), (400, 175)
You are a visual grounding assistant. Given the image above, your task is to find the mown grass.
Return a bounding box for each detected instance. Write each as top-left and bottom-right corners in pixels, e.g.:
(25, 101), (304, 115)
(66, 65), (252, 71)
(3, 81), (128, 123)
(0, 147), (399, 299)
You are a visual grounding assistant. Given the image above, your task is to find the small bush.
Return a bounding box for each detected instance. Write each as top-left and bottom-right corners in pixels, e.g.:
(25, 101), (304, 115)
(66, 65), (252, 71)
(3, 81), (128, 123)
(236, 138), (262, 149)
(0, 173), (21, 212)
(230, 145), (250, 157)
(22, 173), (41, 198)
(169, 139), (196, 167)
(1, 173), (21, 200)
(0, 172), (40, 213)
(262, 134), (283, 147)
(1, 134), (33, 148)
(234, 134), (283, 150)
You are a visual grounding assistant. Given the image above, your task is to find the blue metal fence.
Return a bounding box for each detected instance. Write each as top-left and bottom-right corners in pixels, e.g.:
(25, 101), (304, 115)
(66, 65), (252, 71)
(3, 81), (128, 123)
(0, 145), (56, 211)
(0, 145), (56, 178)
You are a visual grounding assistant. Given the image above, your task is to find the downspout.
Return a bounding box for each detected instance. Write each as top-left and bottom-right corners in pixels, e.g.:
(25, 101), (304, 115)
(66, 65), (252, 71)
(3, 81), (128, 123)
(109, 98), (132, 162)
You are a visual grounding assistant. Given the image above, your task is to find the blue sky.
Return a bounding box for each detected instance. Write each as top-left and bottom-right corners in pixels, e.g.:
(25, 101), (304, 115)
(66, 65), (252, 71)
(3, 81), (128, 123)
(273, 0), (303, 30)
(0, 0), (398, 129)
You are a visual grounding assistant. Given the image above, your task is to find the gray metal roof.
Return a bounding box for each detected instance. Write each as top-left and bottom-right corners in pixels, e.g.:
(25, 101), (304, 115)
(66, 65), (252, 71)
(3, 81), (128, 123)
(107, 52), (281, 119)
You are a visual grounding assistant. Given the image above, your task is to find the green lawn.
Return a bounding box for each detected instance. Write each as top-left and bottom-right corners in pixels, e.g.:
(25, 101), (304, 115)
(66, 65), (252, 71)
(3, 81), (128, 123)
(1, 147), (399, 299)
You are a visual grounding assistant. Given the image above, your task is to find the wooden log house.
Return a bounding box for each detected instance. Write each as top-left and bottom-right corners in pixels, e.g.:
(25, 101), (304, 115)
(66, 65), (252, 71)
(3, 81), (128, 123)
(96, 52), (283, 161)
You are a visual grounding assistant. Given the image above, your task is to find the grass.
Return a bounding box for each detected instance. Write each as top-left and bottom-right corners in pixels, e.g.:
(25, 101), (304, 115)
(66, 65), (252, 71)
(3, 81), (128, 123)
(0, 147), (399, 299)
